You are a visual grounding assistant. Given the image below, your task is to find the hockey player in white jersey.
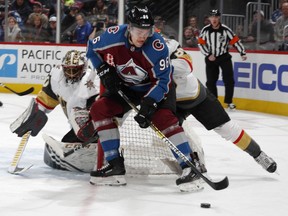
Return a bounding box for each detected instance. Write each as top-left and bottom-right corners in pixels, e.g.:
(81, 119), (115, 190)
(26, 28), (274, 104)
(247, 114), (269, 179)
(10, 50), (100, 172)
(165, 38), (277, 174)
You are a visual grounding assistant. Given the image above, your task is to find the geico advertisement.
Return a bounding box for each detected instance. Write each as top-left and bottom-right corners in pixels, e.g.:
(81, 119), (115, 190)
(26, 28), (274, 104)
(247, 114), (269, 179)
(188, 50), (288, 104)
(0, 44), (86, 84)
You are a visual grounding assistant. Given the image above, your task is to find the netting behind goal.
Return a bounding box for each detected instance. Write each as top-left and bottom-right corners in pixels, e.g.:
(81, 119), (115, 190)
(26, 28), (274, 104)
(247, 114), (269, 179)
(97, 110), (179, 175)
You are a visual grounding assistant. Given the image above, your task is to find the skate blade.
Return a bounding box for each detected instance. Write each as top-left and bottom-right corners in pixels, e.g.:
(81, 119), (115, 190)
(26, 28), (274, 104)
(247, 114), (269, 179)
(90, 175), (127, 186)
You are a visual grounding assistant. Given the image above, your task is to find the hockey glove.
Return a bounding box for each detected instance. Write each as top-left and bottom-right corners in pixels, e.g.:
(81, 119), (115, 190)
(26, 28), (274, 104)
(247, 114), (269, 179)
(10, 98), (48, 137)
(134, 97), (157, 128)
(97, 62), (121, 93)
(70, 107), (98, 142)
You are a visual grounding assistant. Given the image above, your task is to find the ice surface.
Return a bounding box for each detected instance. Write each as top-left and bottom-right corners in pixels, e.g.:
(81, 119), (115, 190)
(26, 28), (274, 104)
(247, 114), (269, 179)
(0, 93), (287, 216)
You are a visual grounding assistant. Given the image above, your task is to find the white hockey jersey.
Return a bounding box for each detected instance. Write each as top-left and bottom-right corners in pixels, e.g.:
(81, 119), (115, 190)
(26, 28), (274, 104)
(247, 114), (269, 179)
(36, 65), (100, 121)
(165, 39), (200, 102)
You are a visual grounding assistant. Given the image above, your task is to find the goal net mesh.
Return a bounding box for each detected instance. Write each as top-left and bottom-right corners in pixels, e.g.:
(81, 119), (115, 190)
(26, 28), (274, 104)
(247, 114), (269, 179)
(98, 110), (180, 175)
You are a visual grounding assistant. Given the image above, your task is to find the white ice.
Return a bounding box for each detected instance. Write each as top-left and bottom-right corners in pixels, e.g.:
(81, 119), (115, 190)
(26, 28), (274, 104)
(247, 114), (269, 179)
(0, 93), (287, 216)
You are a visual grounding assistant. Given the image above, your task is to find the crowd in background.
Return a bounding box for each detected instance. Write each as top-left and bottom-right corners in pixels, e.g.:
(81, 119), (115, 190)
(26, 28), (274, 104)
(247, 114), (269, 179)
(181, 0), (288, 51)
(0, 0), (118, 44)
(1, 0), (288, 51)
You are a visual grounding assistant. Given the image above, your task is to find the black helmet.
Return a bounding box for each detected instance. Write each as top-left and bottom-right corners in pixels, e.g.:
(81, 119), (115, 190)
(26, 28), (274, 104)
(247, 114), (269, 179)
(209, 9), (221, 16)
(128, 6), (154, 29)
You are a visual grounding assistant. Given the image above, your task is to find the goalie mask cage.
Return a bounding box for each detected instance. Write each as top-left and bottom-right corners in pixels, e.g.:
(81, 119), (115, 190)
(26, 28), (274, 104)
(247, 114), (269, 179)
(97, 110), (180, 175)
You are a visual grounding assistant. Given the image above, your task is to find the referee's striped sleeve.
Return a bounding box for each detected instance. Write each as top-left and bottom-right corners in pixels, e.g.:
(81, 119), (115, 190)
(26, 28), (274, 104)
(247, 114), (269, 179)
(223, 24), (246, 55)
(198, 28), (210, 56)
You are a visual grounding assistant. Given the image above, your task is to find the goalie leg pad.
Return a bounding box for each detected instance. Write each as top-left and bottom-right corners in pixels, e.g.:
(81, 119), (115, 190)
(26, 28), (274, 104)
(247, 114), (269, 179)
(43, 133), (97, 172)
(10, 98), (48, 137)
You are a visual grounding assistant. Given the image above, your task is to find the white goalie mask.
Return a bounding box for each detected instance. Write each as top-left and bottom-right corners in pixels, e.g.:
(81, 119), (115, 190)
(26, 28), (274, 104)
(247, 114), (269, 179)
(62, 50), (87, 83)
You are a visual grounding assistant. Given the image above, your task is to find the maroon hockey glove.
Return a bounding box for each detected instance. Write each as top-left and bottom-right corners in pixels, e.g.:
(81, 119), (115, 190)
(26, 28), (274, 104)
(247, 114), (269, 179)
(77, 119), (99, 142)
(134, 97), (157, 128)
(97, 62), (121, 93)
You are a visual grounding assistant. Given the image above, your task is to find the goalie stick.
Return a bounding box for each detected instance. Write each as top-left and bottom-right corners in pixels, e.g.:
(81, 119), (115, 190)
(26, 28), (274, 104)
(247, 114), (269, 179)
(0, 83), (34, 96)
(8, 131), (33, 174)
(118, 90), (229, 191)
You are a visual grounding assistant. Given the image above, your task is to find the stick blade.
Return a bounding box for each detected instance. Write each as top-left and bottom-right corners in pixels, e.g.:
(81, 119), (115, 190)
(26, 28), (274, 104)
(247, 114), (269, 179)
(8, 164), (33, 175)
(17, 87), (35, 96)
(210, 176), (229, 190)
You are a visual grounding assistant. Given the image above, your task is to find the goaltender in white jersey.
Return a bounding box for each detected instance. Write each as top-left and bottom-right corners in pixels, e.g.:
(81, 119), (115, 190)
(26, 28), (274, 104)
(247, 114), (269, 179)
(10, 50), (100, 172)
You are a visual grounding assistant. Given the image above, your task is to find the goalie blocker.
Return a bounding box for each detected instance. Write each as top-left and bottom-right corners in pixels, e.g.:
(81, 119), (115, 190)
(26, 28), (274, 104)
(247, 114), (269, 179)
(10, 98), (48, 137)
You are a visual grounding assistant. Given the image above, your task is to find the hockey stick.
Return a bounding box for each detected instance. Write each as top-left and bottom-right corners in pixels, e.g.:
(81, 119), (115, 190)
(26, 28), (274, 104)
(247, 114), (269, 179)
(8, 131), (33, 174)
(0, 83), (34, 96)
(118, 90), (229, 191)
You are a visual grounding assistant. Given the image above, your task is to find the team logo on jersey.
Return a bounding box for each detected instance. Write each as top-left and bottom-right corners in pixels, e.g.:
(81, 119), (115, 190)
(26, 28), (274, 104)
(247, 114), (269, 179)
(0, 49), (18, 78)
(152, 39), (164, 51)
(117, 59), (148, 84)
(107, 26), (120, 34)
(219, 35), (226, 43)
(85, 80), (95, 90)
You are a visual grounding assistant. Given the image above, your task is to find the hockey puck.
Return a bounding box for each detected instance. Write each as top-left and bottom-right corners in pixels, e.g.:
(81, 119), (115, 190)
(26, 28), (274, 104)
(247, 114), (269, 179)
(200, 203), (211, 208)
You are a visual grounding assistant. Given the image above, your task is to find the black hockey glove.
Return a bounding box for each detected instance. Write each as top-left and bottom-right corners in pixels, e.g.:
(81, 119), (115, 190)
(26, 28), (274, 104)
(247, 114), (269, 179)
(134, 97), (157, 128)
(97, 62), (121, 93)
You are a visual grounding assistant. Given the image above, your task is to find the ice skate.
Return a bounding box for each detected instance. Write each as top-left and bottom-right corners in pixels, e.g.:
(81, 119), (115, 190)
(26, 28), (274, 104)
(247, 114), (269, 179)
(176, 166), (204, 192)
(227, 103), (236, 111)
(255, 151), (277, 173)
(90, 156), (126, 186)
(176, 152), (208, 192)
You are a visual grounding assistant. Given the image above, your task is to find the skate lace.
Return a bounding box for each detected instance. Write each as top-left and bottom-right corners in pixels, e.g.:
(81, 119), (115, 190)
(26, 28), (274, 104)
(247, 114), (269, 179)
(98, 163), (112, 172)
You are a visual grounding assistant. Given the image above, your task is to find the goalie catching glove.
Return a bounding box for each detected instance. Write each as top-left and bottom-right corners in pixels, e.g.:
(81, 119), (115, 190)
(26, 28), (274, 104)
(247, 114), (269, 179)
(134, 97), (157, 128)
(70, 107), (98, 142)
(10, 98), (48, 137)
(97, 62), (121, 93)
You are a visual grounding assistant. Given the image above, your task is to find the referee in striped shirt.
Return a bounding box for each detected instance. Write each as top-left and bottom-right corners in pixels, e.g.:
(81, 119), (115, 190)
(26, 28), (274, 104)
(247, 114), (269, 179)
(198, 9), (247, 110)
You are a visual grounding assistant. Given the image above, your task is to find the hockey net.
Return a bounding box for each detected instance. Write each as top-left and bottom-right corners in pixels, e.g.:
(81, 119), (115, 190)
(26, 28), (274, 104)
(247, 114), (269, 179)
(97, 110), (180, 175)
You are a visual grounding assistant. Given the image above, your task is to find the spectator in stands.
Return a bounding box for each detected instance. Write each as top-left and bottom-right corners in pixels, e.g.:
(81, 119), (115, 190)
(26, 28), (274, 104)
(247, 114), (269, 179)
(10, 0), (32, 24)
(278, 32), (288, 51)
(73, 13), (93, 44)
(187, 15), (200, 37)
(33, 0), (56, 19)
(182, 26), (198, 48)
(47, 15), (57, 43)
(61, 3), (80, 32)
(235, 24), (245, 40)
(26, 1), (48, 29)
(26, 13), (48, 42)
(107, 0), (118, 19)
(92, 0), (108, 16)
(245, 10), (274, 50)
(154, 15), (177, 39)
(6, 16), (23, 42)
(8, 10), (25, 30)
(270, 0), (287, 24)
(274, 2), (288, 50)
(202, 15), (210, 28)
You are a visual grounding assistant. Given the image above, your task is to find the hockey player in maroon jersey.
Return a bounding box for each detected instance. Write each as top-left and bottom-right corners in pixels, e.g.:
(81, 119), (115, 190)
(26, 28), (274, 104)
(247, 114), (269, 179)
(83, 5), (203, 191)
